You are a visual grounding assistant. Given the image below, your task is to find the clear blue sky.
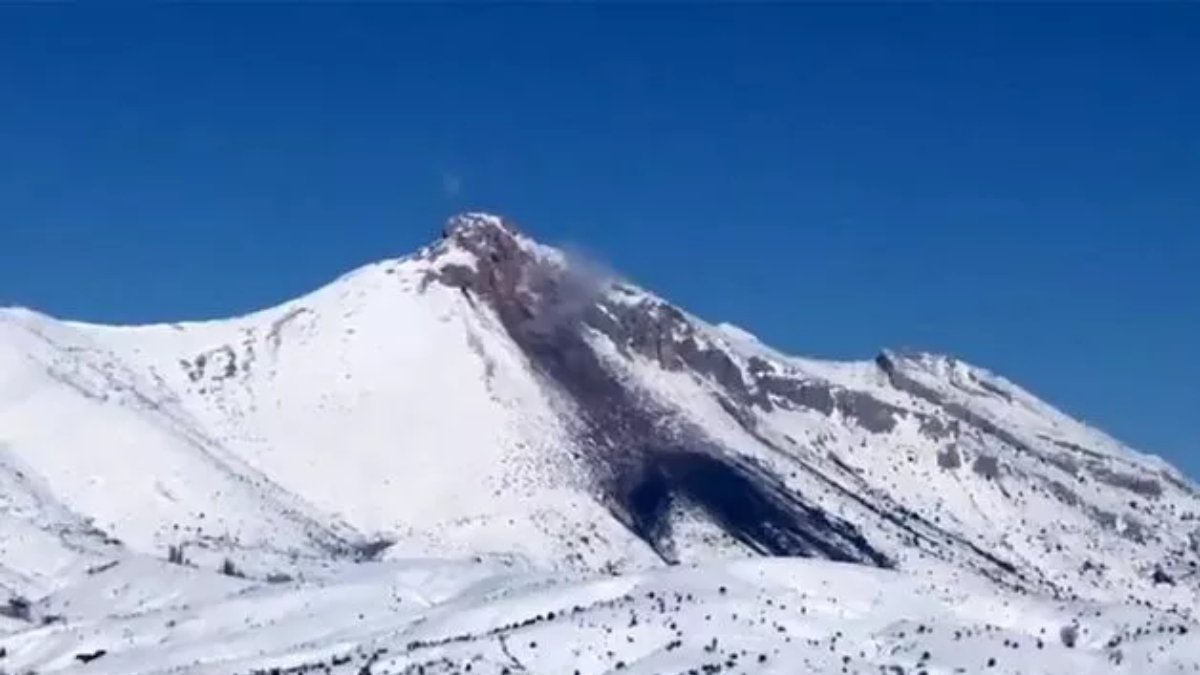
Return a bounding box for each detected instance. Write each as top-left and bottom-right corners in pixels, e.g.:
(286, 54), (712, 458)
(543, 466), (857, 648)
(1, 6), (1197, 475)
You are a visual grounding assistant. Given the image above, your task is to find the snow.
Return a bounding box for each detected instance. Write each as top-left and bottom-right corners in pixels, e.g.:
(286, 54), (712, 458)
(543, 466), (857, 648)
(1, 213), (1198, 672)
(3, 554), (1197, 675)
(0, 241), (657, 580)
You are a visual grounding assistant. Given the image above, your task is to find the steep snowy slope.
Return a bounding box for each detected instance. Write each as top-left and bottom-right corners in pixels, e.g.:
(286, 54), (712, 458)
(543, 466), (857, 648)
(0, 309), (370, 590)
(1, 211), (1197, 623)
(0, 439), (120, 601)
(46, 229), (659, 574)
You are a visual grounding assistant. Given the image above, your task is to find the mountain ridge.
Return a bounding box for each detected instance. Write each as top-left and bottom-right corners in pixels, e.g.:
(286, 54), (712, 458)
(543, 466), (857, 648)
(1, 212), (1197, 608)
(3, 212), (1200, 673)
(7, 211), (1165, 479)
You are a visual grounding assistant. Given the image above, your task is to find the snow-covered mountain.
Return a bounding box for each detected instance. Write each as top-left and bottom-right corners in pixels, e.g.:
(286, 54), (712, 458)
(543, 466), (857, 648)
(2, 213), (1197, 673)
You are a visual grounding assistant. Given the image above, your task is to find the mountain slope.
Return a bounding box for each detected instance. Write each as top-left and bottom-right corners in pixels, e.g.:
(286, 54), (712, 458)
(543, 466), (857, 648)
(6, 556), (1198, 675)
(1, 212), (1197, 616)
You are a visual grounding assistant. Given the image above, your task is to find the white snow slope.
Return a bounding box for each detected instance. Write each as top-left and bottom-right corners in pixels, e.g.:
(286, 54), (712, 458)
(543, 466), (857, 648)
(7, 555), (1199, 675)
(1, 213), (1197, 673)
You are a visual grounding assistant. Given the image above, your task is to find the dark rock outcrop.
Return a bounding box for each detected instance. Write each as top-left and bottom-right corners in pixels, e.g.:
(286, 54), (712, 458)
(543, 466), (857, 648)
(424, 215), (891, 567)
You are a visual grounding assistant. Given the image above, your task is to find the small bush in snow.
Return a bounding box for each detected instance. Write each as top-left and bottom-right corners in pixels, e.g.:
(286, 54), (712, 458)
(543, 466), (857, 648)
(1060, 624), (1079, 648)
(0, 595), (32, 621)
(219, 558), (245, 578)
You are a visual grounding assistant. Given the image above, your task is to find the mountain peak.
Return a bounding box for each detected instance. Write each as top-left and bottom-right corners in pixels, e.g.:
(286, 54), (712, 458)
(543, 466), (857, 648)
(432, 211), (541, 270)
(442, 212), (520, 241)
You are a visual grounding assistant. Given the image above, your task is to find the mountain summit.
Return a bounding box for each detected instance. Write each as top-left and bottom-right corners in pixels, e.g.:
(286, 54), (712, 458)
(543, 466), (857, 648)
(1, 213), (1197, 613)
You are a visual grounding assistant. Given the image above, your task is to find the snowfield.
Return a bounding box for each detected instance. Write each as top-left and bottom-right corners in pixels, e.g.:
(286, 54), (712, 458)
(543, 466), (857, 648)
(1, 213), (1197, 673)
(4, 555), (1198, 675)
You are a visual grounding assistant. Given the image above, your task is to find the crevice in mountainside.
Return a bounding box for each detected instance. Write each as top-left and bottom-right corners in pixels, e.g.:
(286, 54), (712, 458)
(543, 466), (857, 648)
(424, 215), (891, 567)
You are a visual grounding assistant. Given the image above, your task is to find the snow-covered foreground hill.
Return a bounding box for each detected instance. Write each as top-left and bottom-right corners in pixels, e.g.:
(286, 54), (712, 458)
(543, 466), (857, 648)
(4, 554), (1198, 675)
(2, 213), (1198, 672)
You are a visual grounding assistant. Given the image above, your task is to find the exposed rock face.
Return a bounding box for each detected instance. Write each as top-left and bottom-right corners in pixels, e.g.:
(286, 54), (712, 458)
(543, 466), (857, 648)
(1092, 466), (1163, 498)
(415, 214), (1200, 600)
(425, 215), (891, 566)
(972, 454), (1001, 480)
(937, 445), (963, 470)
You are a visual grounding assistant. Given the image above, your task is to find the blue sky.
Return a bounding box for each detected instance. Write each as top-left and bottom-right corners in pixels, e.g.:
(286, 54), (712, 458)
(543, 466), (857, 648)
(1, 6), (1197, 475)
